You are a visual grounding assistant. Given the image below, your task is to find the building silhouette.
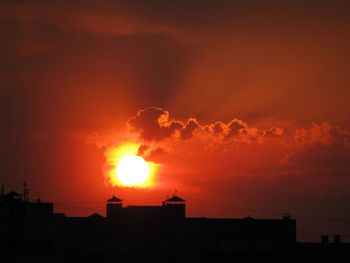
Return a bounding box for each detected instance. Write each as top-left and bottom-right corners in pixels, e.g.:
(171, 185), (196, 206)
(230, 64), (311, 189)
(0, 185), (349, 263)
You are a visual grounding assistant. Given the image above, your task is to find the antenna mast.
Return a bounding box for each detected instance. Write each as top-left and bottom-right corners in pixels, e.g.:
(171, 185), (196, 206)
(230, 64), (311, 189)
(23, 181), (29, 202)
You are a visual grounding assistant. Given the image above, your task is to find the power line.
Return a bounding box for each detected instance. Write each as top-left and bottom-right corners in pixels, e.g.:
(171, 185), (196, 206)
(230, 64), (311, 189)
(54, 197), (161, 204)
(51, 197), (350, 224)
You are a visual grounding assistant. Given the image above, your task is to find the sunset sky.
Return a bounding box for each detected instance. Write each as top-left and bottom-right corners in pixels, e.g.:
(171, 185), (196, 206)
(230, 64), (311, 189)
(1, 1), (350, 241)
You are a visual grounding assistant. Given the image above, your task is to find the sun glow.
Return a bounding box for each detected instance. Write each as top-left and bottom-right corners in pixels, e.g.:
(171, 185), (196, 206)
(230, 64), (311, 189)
(104, 142), (157, 188)
(116, 154), (150, 186)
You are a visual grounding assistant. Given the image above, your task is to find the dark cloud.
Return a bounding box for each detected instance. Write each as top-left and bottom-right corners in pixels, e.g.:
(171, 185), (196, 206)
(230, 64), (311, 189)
(263, 127), (284, 138)
(225, 119), (248, 140)
(128, 108), (285, 144)
(211, 121), (225, 135)
(182, 119), (200, 139)
(128, 108), (176, 140)
(127, 107), (197, 141)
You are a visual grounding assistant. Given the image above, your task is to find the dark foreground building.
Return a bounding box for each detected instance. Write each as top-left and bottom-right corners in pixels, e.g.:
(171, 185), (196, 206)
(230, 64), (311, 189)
(0, 187), (349, 263)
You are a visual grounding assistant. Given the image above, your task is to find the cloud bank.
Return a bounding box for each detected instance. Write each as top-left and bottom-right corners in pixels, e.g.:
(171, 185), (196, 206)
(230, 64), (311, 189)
(128, 107), (284, 144)
(126, 108), (350, 178)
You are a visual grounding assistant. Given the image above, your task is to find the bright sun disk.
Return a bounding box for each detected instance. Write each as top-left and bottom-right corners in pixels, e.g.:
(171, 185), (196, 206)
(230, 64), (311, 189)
(116, 154), (150, 187)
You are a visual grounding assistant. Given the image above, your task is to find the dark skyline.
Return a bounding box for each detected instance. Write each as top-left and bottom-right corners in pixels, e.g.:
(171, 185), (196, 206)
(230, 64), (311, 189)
(1, 188), (350, 263)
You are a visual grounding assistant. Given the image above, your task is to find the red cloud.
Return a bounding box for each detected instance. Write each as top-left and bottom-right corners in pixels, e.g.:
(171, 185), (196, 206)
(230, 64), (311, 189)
(128, 107), (284, 144)
(127, 107), (199, 141)
(127, 109), (350, 184)
(127, 108), (175, 140)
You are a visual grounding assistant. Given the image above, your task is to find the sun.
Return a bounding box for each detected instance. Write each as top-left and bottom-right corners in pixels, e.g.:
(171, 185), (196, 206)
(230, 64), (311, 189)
(104, 142), (158, 188)
(116, 154), (150, 187)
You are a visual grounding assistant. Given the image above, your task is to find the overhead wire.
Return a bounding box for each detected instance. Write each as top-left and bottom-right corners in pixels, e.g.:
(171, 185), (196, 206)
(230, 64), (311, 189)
(46, 196), (350, 224)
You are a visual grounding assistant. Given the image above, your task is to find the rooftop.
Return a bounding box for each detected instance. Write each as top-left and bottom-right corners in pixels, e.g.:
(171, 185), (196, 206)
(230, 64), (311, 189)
(165, 195), (185, 202)
(107, 196), (123, 202)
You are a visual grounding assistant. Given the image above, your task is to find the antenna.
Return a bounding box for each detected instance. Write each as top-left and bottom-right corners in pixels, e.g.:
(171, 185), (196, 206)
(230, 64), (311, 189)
(23, 181), (29, 202)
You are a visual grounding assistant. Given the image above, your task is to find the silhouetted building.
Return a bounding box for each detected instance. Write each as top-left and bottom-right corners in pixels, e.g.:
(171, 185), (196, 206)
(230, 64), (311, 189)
(106, 195), (123, 219)
(296, 235), (350, 263)
(0, 190), (53, 226)
(163, 195), (186, 220)
(0, 186), (349, 263)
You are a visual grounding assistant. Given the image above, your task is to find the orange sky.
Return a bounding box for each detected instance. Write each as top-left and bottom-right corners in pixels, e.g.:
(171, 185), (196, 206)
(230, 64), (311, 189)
(1, 1), (350, 241)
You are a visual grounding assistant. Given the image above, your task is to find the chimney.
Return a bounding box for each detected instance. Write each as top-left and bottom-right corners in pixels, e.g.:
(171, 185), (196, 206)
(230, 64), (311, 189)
(321, 235), (329, 244)
(1, 185), (4, 196)
(334, 235), (341, 244)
